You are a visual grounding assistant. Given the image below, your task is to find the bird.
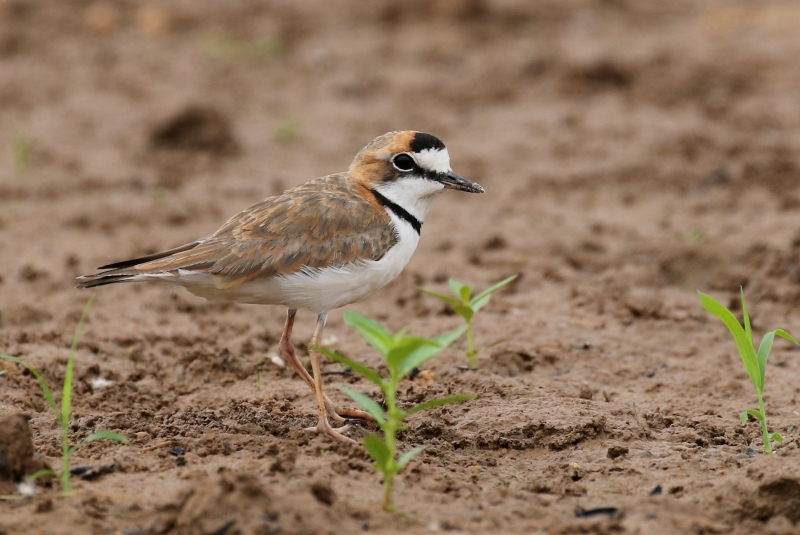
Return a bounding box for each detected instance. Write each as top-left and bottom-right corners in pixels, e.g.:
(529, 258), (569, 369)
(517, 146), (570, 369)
(77, 130), (485, 442)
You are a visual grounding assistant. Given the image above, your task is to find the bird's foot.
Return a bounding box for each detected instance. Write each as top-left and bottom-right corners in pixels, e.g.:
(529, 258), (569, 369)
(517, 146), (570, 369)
(332, 406), (374, 422)
(305, 419), (355, 443)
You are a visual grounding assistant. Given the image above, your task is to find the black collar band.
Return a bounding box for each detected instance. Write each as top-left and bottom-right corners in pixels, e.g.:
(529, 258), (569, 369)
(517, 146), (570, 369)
(370, 189), (422, 235)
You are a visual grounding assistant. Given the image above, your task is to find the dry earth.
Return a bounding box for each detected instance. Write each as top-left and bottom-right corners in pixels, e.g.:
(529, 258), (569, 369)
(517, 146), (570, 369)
(3, 1), (800, 534)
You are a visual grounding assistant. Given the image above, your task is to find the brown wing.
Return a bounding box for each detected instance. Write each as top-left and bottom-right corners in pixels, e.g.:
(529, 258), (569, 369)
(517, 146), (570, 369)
(79, 174), (398, 290)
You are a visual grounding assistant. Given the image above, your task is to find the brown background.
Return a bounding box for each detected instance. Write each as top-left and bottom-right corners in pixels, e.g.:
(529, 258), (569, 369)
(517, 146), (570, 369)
(2, 1), (800, 533)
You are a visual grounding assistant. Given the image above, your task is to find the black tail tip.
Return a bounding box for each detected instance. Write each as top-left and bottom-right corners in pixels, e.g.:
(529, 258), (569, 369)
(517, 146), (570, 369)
(76, 274), (133, 289)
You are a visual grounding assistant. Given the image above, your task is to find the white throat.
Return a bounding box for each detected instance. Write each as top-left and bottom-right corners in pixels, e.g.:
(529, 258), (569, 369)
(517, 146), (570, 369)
(374, 177), (445, 223)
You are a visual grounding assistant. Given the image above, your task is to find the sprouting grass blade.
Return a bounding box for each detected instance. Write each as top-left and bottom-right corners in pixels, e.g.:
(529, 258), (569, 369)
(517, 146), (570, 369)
(756, 331), (776, 391)
(0, 354), (60, 420)
(26, 469), (56, 482)
(448, 279), (466, 300)
(470, 274), (518, 305)
(739, 411), (749, 425)
(63, 290), (98, 428)
(337, 384), (386, 424)
(406, 394), (478, 416)
(81, 431), (130, 445)
(771, 433), (785, 443)
(469, 293), (492, 314)
(313, 345), (384, 386)
(745, 409), (764, 422)
(397, 326), (467, 376)
(417, 288), (460, 307)
(364, 434), (391, 470)
(62, 356), (74, 439)
(397, 446), (426, 469)
(698, 291), (760, 390)
(386, 337), (439, 370)
(343, 311), (392, 355)
(741, 288), (753, 347)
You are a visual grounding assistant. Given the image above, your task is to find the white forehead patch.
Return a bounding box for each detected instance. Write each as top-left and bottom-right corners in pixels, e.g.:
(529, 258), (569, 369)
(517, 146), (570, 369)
(413, 148), (451, 174)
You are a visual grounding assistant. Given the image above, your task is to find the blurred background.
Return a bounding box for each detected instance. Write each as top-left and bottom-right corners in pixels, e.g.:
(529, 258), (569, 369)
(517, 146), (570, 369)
(2, 0), (800, 300)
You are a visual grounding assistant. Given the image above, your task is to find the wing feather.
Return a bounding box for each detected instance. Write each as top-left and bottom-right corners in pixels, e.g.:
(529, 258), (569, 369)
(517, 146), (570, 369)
(77, 174), (398, 290)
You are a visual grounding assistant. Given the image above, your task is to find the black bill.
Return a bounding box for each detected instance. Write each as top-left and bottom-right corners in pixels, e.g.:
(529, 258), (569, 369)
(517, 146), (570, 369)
(439, 171), (485, 193)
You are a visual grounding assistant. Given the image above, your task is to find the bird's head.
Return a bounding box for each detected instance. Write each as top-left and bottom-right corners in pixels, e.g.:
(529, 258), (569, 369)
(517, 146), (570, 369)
(349, 131), (484, 223)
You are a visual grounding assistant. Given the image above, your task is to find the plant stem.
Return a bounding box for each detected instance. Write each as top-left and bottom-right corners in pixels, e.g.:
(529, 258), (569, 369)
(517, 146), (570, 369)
(758, 393), (772, 454)
(383, 383), (398, 512)
(466, 321), (476, 368)
(60, 290), (98, 495)
(62, 425), (71, 494)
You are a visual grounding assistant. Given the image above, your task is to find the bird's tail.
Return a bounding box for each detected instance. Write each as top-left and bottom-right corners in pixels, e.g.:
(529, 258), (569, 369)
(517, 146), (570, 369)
(76, 273), (137, 289)
(76, 240), (203, 290)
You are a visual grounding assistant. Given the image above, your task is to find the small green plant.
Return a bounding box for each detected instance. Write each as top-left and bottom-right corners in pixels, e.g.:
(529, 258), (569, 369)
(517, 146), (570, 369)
(315, 311), (476, 512)
(12, 135), (30, 175)
(420, 275), (518, 368)
(276, 120), (299, 143)
(0, 291), (129, 495)
(200, 34), (282, 61)
(699, 288), (798, 454)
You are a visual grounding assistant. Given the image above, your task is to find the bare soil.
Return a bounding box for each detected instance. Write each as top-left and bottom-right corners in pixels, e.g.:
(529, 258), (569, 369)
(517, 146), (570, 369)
(3, 1), (800, 533)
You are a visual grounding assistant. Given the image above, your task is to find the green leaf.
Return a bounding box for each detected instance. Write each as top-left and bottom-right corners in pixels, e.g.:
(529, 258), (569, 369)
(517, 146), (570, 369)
(0, 354), (60, 423)
(470, 293), (492, 314)
(470, 275), (519, 305)
(453, 303), (475, 323)
(756, 331), (776, 391)
(62, 355), (74, 433)
(698, 291), (761, 393)
(418, 288), (461, 307)
(364, 434), (391, 471)
(746, 409), (764, 422)
(771, 432), (785, 443)
(741, 287), (753, 348)
(448, 279), (465, 300)
(26, 469), (56, 482)
(343, 311), (392, 356)
(397, 326), (468, 377)
(774, 329), (800, 346)
(312, 345), (384, 387)
(459, 284), (474, 304)
(337, 384), (386, 424)
(739, 411), (749, 425)
(386, 337), (440, 370)
(760, 329), (800, 389)
(478, 338), (508, 354)
(397, 446), (426, 469)
(62, 290), (98, 432)
(406, 394), (478, 416)
(81, 430), (130, 445)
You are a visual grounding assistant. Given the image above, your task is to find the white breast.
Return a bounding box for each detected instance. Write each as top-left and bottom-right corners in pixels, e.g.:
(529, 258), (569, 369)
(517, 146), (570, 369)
(176, 211), (420, 313)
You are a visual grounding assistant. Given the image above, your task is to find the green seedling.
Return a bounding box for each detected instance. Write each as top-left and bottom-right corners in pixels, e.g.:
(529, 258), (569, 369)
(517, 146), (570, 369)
(200, 34), (282, 61)
(699, 289), (798, 454)
(0, 291), (128, 495)
(12, 135), (30, 175)
(315, 311), (476, 512)
(420, 275), (518, 368)
(276, 120), (299, 143)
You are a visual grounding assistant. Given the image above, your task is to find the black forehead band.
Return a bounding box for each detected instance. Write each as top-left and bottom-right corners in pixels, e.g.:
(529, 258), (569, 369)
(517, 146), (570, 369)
(410, 133), (446, 153)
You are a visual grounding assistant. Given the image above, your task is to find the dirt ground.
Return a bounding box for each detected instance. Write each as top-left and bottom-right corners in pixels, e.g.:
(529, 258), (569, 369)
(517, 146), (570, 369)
(3, 0), (800, 533)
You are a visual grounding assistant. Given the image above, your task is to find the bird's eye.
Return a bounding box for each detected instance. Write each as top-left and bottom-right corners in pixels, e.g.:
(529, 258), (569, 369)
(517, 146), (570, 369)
(392, 154), (415, 172)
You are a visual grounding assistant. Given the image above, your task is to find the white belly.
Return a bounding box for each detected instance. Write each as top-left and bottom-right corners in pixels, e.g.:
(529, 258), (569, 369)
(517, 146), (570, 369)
(177, 213), (419, 313)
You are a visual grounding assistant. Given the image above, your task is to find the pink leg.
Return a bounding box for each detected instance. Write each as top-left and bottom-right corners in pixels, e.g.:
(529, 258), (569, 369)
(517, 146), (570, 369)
(278, 309), (371, 425)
